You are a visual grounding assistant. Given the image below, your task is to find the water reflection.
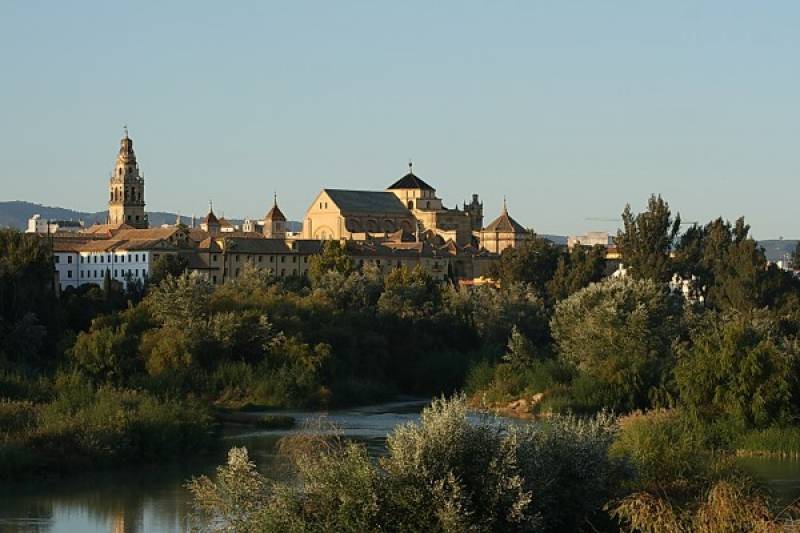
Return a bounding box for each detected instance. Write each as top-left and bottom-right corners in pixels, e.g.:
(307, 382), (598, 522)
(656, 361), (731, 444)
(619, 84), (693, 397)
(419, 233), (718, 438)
(0, 399), (428, 533)
(5, 399), (798, 533)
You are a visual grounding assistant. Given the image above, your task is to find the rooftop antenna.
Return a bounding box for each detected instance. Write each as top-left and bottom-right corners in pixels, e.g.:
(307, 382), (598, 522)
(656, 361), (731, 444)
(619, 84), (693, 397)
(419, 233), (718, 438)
(408, 159), (413, 174)
(123, 124), (129, 138)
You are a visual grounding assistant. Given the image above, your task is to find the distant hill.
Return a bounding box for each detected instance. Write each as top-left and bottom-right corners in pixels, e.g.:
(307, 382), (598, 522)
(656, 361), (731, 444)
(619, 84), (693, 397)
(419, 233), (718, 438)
(0, 201), (302, 233)
(759, 240), (798, 263)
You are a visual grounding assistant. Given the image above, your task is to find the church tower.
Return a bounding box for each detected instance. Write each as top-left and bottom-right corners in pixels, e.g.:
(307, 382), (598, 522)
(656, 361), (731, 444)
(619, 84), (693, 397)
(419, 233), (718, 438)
(108, 127), (148, 228)
(263, 193), (287, 239)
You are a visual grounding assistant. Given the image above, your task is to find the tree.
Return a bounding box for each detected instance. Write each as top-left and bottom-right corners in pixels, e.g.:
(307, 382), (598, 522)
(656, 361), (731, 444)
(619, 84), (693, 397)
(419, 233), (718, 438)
(546, 244), (607, 302)
(0, 230), (59, 366)
(149, 254), (190, 286)
(675, 311), (799, 427)
(490, 235), (560, 294)
(146, 271), (214, 328)
(378, 265), (441, 321)
(615, 195), (681, 282)
(307, 240), (353, 286)
(502, 325), (537, 369)
(551, 277), (683, 411)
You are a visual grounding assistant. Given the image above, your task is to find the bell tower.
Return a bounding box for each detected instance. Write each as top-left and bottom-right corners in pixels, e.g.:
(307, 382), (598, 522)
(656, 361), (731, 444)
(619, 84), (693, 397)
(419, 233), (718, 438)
(108, 127), (147, 228)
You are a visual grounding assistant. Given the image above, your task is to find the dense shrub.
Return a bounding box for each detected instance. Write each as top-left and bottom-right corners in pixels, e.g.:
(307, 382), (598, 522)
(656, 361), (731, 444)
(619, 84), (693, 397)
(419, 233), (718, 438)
(551, 277), (683, 411)
(0, 374), (215, 479)
(675, 310), (800, 428)
(188, 395), (626, 532)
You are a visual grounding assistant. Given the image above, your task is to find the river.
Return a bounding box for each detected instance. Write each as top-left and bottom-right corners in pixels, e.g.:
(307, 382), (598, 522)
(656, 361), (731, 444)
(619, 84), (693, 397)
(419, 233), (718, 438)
(0, 400), (798, 532)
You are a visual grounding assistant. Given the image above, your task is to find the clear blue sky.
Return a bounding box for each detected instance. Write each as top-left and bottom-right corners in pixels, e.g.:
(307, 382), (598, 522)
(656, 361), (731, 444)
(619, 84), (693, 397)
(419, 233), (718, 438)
(1, 1), (798, 239)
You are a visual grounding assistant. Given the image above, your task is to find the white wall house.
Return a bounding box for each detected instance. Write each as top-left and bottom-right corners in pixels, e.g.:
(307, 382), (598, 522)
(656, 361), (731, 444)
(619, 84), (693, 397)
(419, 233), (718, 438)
(27, 214), (84, 234)
(52, 238), (176, 292)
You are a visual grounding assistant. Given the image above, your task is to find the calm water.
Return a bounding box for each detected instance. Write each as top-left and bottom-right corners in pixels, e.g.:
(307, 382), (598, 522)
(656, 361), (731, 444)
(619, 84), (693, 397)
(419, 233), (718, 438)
(0, 400), (428, 533)
(1, 400), (799, 532)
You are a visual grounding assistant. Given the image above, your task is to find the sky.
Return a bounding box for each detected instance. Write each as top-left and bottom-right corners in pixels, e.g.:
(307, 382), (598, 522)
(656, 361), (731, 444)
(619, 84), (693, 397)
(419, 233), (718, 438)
(1, 1), (798, 239)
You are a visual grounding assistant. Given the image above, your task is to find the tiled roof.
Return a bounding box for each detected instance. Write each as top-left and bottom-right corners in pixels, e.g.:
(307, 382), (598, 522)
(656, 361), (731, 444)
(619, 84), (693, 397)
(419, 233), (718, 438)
(324, 189), (411, 215)
(112, 228), (181, 241)
(219, 237), (293, 254)
(264, 204), (286, 222)
(387, 172), (435, 191)
(82, 223), (132, 235)
(76, 238), (178, 253)
(483, 209), (526, 234)
(203, 210), (219, 225)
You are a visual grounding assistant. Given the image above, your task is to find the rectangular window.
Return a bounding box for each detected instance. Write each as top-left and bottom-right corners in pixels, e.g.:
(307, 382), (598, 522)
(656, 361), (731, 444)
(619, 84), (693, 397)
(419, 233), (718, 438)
(281, 256), (285, 263)
(270, 256), (274, 262)
(292, 256), (297, 263)
(55, 256), (60, 263)
(212, 275), (217, 284)
(258, 256), (262, 263)
(100, 256), (104, 263)
(235, 255), (240, 262)
(80, 271), (84, 278)
(68, 255), (73, 264)
(93, 256), (97, 263)
(80, 256), (84, 264)
(212, 255), (217, 262)
(114, 270), (118, 277)
(67, 271), (72, 278)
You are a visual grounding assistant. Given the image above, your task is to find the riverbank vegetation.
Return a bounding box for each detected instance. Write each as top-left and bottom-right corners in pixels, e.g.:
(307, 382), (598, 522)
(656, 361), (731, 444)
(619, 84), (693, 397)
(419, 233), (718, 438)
(189, 396), (799, 532)
(3, 192), (800, 528)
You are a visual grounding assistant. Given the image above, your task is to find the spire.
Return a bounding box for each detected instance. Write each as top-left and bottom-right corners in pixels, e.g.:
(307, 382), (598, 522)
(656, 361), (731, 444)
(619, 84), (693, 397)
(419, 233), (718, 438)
(123, 124), (129, 139)
(208, 200), (214, 214)
(502, 196), (508, 214)
(273, 190), (278, 207)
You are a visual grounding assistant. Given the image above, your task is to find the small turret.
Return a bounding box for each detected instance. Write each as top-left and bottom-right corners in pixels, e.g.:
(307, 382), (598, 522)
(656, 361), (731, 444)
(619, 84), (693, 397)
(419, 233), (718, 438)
(263, 192), (287, 239)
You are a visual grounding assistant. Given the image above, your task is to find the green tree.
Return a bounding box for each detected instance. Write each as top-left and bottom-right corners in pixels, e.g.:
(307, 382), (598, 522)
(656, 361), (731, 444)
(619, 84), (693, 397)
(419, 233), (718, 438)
(675, 311), (799, 427)
(146, 272), (213, 328)
(149, 254), (190, 286)
(551, 277), (683, 411)
(502, 325), (537, 369)
(0, 230), (59, 366)
(490, 234), (560, 293)
(444, 283), (548, 352)
(377, 265), (441, 321)
(308, 240), (354, 286)
(546, 244), (607, 302)
(616, 195), (681, 281)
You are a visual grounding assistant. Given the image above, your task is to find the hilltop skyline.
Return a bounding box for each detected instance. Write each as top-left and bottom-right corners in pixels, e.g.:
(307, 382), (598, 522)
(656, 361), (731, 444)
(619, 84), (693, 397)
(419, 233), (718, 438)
(1, 2), (799, 240)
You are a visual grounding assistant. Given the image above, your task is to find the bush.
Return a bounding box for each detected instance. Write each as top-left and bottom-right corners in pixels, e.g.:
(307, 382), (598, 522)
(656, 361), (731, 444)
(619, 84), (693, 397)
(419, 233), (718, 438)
(0, 377), (215, 479)
(188, 395), (627, 532)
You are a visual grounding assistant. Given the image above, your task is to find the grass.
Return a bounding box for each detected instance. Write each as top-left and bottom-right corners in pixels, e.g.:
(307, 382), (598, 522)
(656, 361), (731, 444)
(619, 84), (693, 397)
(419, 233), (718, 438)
(735, 426), (800, 458)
